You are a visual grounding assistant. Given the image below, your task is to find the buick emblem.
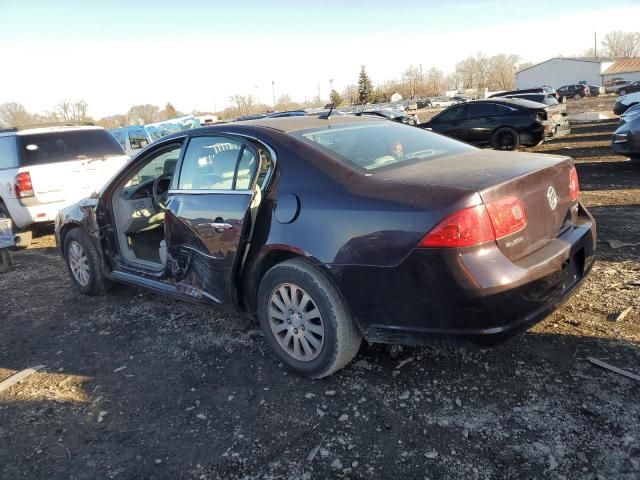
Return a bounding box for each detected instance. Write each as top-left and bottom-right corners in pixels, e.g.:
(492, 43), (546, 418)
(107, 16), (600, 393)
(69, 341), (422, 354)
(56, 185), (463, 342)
(547, 186), (558, 210)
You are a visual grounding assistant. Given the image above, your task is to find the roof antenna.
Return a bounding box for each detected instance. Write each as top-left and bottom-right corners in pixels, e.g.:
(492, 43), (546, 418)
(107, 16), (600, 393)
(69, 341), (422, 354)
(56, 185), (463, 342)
(320, 103), (334, 120)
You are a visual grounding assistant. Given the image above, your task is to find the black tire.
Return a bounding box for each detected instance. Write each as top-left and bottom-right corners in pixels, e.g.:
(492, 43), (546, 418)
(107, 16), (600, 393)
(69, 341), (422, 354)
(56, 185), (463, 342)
(0, 203), (31, 249)
(258, 258), (362, 378)
(63, 228), (106, 295)
(573, 93), (581, 100)
(491, 127), (521, 151)
(619, 90), (627, 96)
(0, 249), (12, 273)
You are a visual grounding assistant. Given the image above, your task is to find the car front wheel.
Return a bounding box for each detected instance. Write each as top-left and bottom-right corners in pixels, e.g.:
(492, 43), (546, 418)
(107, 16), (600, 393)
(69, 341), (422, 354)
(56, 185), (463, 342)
(619, 90), (627, 96)
(64, 228), (106, 295)
(573, 93), (581, 100)
(258, 258), (362, 378)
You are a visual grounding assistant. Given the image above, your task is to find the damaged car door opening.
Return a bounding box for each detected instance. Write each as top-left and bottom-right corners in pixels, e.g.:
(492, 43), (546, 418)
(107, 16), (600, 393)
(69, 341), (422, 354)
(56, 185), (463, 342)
(56, 116), (596, 378)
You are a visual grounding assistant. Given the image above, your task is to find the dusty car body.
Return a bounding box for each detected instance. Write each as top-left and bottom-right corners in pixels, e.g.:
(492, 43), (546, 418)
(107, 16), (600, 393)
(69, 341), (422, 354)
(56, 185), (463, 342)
(56, 116), (596, 377)
(612, 112), (640, 159)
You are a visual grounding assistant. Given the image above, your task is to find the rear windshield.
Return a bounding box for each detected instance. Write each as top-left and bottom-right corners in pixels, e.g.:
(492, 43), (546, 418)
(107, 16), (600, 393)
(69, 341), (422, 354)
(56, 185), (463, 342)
(295, 121), (475, 173)
(17, 129), (125, 166)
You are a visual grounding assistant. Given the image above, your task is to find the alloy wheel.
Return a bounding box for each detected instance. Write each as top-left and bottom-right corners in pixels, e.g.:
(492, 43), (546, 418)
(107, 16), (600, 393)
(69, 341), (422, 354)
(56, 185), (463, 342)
(496, 130), (517, 150)
(68, 240), (90, 287)
(268, 283), (325, 361)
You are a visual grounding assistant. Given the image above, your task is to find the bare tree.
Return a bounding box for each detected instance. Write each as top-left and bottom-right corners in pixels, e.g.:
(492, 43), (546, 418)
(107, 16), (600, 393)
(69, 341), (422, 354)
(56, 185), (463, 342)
(488, 54), (520, 90)
(55, 100), (90, 122)
(0, 102), (33, 127)
(274, 94), (300, 112)
(602, 31), (640, 58)
(159, 102), (178, 120)
(400, 65), (423, 98)
(341, 84), (358, 105)
(229, 94), (256, 116)
(128, 104), (160, 124)
(424, 67), (446, 96)
(96, 114), (130, 129)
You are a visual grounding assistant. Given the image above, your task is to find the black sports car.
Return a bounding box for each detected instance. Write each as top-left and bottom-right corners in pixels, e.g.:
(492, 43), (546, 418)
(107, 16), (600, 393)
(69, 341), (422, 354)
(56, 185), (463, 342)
(56, 116), (596, 377)
(420, 98), (558, 150)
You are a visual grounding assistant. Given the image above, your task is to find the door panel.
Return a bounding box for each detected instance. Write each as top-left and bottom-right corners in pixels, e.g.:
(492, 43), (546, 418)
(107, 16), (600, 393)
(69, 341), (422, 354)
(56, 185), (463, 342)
(164, 192), (253, 305)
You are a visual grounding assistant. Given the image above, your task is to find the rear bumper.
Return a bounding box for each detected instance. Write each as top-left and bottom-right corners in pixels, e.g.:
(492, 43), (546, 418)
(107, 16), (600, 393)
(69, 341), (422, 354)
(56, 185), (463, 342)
(3, 198), (66, 230)
(331, 203), (596, 346)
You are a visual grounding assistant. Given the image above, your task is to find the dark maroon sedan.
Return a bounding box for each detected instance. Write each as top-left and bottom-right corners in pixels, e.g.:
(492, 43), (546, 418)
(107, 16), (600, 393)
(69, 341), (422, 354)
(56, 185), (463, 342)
(55, 116), (595, 377)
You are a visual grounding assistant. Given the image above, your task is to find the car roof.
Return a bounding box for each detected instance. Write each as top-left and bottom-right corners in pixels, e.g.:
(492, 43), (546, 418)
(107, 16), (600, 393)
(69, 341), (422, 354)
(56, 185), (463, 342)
(0, 124), (103, 136)
(472, 98), (544, 109)
(232, 114), (381, 133)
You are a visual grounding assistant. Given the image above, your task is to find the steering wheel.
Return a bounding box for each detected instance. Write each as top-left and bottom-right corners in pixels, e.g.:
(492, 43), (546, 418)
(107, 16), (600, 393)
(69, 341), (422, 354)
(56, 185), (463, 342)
(152, 173), (172, 211)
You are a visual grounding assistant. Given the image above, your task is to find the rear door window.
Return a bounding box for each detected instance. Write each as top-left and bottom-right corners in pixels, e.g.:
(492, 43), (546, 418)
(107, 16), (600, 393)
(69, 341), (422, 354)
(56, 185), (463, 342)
(17, 129), (124, 166)
(465, 103), (496, 118)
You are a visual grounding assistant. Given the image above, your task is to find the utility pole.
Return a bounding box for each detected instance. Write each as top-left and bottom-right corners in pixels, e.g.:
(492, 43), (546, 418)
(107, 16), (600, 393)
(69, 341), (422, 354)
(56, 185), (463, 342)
(317, 82), (321, 102)
(594, 32), (597, 59)
(271, 80), (276, 107)
(329, 78), (334, 98)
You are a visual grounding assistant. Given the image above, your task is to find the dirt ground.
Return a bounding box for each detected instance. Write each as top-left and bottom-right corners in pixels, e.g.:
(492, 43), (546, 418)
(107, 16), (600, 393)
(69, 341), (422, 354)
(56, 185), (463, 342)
(1, 109), (639, 479)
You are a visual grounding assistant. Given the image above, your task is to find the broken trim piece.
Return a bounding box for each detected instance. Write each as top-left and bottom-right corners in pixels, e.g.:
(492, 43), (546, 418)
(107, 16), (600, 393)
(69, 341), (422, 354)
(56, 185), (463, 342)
(0, 365), (46, 394)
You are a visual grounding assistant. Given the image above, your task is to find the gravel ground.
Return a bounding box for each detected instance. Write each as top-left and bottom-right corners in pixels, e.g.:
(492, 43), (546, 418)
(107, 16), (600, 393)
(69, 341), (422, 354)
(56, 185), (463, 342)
(0, 116), (638, 480)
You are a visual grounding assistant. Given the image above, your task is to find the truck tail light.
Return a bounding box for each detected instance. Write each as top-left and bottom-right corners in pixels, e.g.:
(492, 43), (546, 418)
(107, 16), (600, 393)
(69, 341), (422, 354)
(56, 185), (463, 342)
(569, 166), (579, 201)
(15, 172), (34, 198)
(419, 197), (528, 248)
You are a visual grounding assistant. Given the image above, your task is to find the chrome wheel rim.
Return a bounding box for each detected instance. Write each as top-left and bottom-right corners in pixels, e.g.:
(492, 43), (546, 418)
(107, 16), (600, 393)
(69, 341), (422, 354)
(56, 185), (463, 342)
(268, 283), (324, 362)
(68, 240), (90, 287)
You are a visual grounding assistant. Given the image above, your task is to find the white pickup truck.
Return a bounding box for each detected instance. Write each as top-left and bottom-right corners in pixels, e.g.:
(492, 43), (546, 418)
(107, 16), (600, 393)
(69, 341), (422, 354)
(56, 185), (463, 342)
(0, 124), (128, 247)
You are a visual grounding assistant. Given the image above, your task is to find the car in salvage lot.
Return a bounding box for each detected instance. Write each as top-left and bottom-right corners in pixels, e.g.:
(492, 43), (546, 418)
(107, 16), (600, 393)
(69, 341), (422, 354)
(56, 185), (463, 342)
(0, 124), (128, 247)
(419, 98), (568, 150)
(55, 115), (595, 378)
(612, 105), (640, 160)
(613, 92), (640, 115)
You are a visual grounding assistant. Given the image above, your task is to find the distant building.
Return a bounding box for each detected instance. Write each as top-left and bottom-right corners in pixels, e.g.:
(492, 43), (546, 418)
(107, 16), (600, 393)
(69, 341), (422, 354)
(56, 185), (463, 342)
(390, 92), (403, 102)
(602, 58), (640, 84)
(515, 57), (614, 89)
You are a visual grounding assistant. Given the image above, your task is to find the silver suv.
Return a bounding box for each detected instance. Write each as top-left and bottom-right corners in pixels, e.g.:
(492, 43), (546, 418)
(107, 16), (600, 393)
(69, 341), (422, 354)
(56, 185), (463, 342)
(0, 124), (128, 247)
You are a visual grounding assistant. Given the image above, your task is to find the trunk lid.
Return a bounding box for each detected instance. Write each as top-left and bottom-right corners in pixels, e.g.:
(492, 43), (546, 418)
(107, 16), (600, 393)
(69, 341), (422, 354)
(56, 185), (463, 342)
(380, 150), (576, 261)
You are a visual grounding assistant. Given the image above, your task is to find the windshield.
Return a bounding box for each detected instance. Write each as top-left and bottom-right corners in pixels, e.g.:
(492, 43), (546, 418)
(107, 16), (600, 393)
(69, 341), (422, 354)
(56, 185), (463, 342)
(295, 121), (475, 173)
(18, 129), (124, 166)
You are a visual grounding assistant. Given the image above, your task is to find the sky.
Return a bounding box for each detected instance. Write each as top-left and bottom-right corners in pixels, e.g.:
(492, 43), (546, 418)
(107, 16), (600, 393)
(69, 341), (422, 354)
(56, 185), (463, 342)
(1, 0), (640, 118)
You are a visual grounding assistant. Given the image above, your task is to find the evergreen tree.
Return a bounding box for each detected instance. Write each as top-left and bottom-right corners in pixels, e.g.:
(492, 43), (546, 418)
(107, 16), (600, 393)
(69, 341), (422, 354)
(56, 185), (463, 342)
(329, 89), (343, 106)
(357, 65), (373, 105)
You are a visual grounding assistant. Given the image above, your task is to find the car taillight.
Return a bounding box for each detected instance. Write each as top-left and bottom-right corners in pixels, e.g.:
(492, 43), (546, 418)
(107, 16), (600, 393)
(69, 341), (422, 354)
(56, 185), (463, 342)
(569, 166), (579, 201)
(484, 196), (527, 239)
(418, 205), (495, 248)
(15, 172), (34, 198)
(419, 197), (528, 248)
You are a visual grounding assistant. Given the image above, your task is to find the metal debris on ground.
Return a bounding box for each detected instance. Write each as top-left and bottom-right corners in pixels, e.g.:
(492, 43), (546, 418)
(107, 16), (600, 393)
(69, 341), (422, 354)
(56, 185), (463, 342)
(396, 357), (415, 369)
(612, 306), (633, 322)
(588, 357), (640, 383)
(608, 240), (640, 249)
(0, 365), (45, 394)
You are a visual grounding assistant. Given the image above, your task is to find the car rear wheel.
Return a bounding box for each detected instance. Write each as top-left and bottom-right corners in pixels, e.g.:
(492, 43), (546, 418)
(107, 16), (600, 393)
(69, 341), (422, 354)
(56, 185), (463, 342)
(491, 127), (521, 151)
(64, 228), (106, 295)
(258, 258), (362, 378)
(573, 93), (581, 100)
(0, 203), (31, 249)
(619, 89), (627, 96)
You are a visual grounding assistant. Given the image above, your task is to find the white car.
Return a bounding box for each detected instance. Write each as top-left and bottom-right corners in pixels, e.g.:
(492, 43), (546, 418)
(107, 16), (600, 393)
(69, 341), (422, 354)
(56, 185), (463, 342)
(0, 124), (128, 247)
(430, 97), (456, 108)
